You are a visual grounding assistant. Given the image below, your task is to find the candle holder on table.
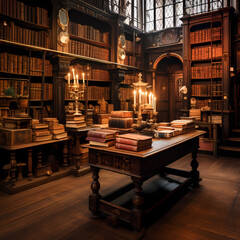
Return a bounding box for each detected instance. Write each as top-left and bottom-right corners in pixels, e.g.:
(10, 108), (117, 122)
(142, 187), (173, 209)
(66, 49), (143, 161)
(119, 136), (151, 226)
(67, 69), (86, 115)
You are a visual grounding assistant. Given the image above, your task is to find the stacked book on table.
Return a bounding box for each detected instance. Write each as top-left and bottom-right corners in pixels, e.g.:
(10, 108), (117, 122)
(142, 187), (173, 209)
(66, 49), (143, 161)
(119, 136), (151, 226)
(65, 114), (86, 129)
(170, 119), (195, 133)
(32, 123), (52, 142)
(43, 118), (68, 140)
(115, 133), (152, 152)
(109, 111), (133, 129)
(86, 129), (119, 147)
(155, 123), (181, 138)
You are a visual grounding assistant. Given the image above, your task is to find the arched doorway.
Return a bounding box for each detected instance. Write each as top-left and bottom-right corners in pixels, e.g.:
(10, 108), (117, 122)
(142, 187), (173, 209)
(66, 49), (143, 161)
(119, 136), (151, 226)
(153, 53), (183, 122)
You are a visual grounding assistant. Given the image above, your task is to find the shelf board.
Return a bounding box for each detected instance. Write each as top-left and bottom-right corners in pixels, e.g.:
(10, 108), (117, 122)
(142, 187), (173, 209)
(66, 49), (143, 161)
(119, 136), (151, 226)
(0, 39), (143, 71)
(190, 38), (221, 46)
(0, 13), (50, 30)
(69, 34), (110, 49)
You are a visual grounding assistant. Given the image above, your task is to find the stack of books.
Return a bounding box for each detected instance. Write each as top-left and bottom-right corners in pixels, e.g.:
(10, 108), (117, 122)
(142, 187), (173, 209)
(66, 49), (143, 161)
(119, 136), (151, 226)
(43, 117), (68, 140)
(86, 109), (94, 126)
(65, 114), (86, 129)
(86, 129), (119, 147)
(109, 111), (133, 129)
(115, 133), (152, 152)
(32, 124), (52, 142)
(189, 109), (201, 121)
(170, 119), (195, 133)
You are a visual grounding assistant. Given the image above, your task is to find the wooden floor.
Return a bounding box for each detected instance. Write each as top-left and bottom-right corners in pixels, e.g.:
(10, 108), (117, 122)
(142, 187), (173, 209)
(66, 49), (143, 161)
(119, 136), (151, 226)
(0, 154), (240, 240)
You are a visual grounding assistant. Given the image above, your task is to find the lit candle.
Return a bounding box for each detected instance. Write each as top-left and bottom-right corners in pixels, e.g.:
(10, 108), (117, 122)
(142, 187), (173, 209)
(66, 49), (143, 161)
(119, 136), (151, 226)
(133, 90), (136, 106)
(139, 89), (141, 105)
(68, 73), (70, 85)
(76, 75), (78, 85)
(152, 94), (154, 109)
(72, 69), (75, 84)
(82, 72), (85, 86)
(154, 97), (156, 111)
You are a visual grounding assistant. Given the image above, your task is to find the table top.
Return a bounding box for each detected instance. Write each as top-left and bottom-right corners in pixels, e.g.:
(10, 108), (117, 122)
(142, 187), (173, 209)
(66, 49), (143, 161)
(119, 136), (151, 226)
(0, 137), (70, 150)
(85, 130), (205, 158)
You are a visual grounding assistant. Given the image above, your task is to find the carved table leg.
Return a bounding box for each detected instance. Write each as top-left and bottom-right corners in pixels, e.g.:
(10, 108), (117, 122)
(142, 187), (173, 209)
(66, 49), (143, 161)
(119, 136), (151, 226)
(28, 149), (33, 180)
(131, 177), (144, 231)
(89, 166), (101, 218)
(191, 148), (200, 187)
(62, 141), (68, 167)
(10, 151), (17, 186)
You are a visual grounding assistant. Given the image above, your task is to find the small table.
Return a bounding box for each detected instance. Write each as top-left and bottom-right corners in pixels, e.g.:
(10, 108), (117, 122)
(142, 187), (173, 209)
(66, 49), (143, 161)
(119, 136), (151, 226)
(0, 137), (70, 193)
(87, 130), (204, 231)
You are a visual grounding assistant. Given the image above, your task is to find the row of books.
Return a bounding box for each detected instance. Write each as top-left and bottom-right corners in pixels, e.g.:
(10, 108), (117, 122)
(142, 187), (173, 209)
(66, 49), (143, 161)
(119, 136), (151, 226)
(123, 74), (136, 84)
(195, 99), (223, 110)
(119, 88), (133, 101)
(192, 44), (222, 61)
(124, 55), (141, 68)
(108, 111), (133, 129)
(192, 84), (222, 97)
(31, 106), (52, 121)
(65, 114), (86, 129)
(191, 64), (222, 79)
(0, 52), (52, 76)
(0, 21), (50, 48)
(73, 64), (109, 81)
(69, 22), (109, 44)
(68, 39), (109, 61)
(30, 83), (53, 100)
(190, 27), (221, 44)
(126, 40), (141, 54)
(0, 0), (49, 26)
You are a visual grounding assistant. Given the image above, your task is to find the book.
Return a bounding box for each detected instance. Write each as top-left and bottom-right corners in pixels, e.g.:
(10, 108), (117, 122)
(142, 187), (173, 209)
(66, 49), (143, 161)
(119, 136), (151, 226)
(158, 122), (171, 127)
(52, 132), (68, 140)
(116, 136), (152, 146)
(66, 122), (87, 128)
(115, 143), (152, 152)
(108, 117), (133, 129)
(32, 134), (53, 142)
(49, 124), (65, 130)
(170, 119), (195, 129)
(116, 133), (152, 145)
(89, 139), (116, 147)
(33, 130), (50, 137)
(87, 130), (115, 139)
(66, 114), (84, 121)
(110, 111), (133, 118)
(154, 130), (174, 138)
(32, 124), (49, 129)
(50, 129), (65, 135)
(86, 136), (115, 143)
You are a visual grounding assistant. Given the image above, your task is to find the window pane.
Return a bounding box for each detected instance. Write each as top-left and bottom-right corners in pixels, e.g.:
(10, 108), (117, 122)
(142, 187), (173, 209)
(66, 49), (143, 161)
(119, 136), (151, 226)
(156, 0), (163, 7)
(146, 21), (154, 32)
(156, 19), (163, 30)
(156, 7), (163, 20)
(165, 5), (173, 18)
(146, 10), (154, 22)
(175, 2), (183, 16)
(165, 17), (173, 28)
(146, 0), (154, 10)
(165, 0), (173, 5)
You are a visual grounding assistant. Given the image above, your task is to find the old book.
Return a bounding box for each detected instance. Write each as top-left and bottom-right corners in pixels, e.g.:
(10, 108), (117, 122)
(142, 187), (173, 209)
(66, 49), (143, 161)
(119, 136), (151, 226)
(89, 139), (115, 147)
(158, 122), (171, 127)
(116, 136), (152, 146)
(32, 134), (52, 142)
(110, 111), (133, 118)
(52, 132), (68, 140)
(32, 124), (49, 129)
(116, 133), (152, 145)
(108, 117), (133, 129)
(154, 130), (174, 139)
(66, 114), (84, 121)
(33, 130), (50, 137)
(65, 122), (86, 128)
(50, 129), (65, 135)
(115, 142), (152, 152)
(87, 130), (115, 139)
(86, 136), (115, 143)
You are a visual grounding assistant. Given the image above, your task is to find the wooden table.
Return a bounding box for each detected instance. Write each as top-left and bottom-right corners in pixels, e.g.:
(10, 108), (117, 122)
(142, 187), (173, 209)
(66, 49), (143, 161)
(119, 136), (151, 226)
(87, 130), (204, 231)
(0, 137), (70, 193)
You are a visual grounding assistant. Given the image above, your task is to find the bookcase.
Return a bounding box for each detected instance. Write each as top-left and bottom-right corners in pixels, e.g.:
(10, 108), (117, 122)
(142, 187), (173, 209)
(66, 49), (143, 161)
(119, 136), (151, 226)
(182, 7), (233, 140)
(0, 0), (53, 121)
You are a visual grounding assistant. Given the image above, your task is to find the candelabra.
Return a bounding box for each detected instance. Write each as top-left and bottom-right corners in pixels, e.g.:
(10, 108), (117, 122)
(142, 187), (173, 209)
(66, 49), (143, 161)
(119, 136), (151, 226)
(132, 73), (158, 132)
(67, 69), (86, 115)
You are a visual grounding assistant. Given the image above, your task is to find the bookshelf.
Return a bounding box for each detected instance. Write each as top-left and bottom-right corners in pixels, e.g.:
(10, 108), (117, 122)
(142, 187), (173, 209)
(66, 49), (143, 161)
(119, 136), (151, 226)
(0, 0), (53, 121)
(182, 7), (233, 140)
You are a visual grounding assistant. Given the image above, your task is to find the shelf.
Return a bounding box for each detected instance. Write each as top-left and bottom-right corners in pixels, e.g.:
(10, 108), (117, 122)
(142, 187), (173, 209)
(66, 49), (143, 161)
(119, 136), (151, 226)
(191, 57), (222, 63)
(30, 99), (53, 102)
(190, 38), (221, 46)
(64, 99), (110, 101)
(191, 95), (222, 98)
(69, 34), (110, 49)
(191, 78), (222, 80)
(0, 13), (50, 30)
(0, 39), (143, 71)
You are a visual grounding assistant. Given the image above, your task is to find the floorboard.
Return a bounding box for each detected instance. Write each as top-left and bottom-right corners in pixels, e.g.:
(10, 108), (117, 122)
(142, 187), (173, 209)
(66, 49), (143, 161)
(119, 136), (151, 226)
(0, 154), (240, 240)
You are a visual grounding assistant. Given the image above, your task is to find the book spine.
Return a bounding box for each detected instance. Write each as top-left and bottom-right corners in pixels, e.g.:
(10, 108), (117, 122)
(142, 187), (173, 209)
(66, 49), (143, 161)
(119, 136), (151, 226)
(87, 131), (110, 139)
(115, 143), (137, 151)
(116, 138), (138, 146)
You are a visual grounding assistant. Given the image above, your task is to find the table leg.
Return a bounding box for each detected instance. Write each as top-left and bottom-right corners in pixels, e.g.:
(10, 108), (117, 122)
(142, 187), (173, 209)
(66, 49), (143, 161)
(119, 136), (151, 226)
(27, 149), (33, 180)
(131, 177), (144, 231)
(62, 141), (68, 167)
(89, 166), (101, 218)
(191, 148), (200, 187)
(10, 151), (17, 186)
(75, 135), (81, 175)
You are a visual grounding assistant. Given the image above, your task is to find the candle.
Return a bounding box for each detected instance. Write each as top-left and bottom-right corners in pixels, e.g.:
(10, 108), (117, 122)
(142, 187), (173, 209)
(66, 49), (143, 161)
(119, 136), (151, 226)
(72, 69), (75, 84)
(76, 75), (78, 84)
(133, 90), (136, 106)
(82, 73), (85, 86)
(68, 73), (70, 85)
(139, 89), (141, 105)
(152, 94), (154, 109)
(149, 92), (152, 105)
(154, 97), (156, 111)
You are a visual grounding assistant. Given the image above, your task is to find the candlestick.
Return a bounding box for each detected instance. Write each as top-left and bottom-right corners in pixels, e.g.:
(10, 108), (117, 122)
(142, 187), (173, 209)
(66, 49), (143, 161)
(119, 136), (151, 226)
(145, 92), (147, 104)
(82, 73), (85, 86)
(76, 75), (78, 84)
(68, 73), (70, 85)
(149, 92), (152, 105)
(139, 89), (141, 105)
